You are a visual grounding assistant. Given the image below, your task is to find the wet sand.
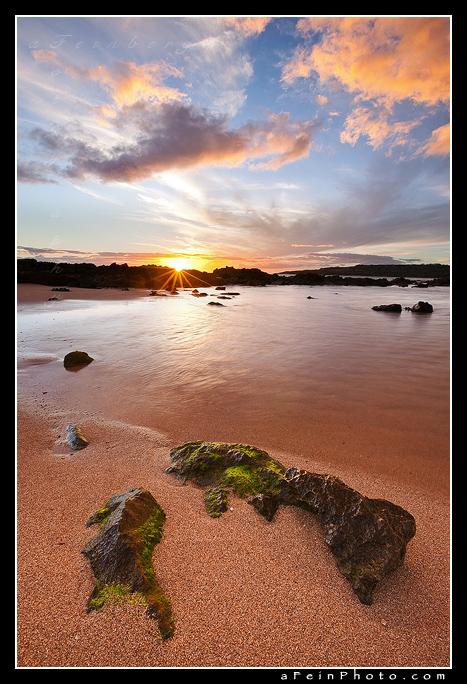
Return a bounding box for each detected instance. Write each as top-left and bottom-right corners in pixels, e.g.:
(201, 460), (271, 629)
(16, 285), (451, 669)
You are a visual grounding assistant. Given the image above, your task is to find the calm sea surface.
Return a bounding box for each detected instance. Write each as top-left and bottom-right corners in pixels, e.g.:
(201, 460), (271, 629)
(17, 283), (450, 486)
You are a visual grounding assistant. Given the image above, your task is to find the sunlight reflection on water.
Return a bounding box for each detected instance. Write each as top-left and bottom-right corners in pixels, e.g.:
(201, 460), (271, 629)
(17, 284), (450, 460)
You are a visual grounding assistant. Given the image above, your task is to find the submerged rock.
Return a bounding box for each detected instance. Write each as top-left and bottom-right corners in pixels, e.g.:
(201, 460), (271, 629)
(166, 441), (416, 604)
(63, 350), (94, 368)
(66, 424), (89, 450)
(409, 300), (433, 313)
(82, 488), (175, 640)
(371, 304), (402, 312)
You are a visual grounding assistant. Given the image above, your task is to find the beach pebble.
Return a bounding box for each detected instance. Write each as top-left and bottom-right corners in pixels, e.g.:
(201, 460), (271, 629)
(65, 424), (89, 450)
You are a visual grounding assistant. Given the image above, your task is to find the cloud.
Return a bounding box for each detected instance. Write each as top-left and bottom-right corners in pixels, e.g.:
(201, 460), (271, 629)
(282, 17), (450, 153)
(74, 60), (186, 109)
(17, 245), (201, 266)
(17, 161), (60, 184)
(340, 105), (420, 151)
(32, 49), (188, 123)
(31, 49), (62, 69)
(21, 101), (319, 184)
(415, 123), (451, 158)
(282, 251), (421, 268)
(285, 17), (450, 106)
(16, 244), (421, 270)
(221, 16), (272, 37)
(21, 35), (320, 185)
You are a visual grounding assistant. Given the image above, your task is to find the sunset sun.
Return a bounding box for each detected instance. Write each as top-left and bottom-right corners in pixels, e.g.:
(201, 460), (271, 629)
(169, 258), (188, 272)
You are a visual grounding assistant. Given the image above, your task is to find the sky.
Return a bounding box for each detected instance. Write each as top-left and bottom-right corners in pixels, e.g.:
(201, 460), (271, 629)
(16, 15), (451, 273)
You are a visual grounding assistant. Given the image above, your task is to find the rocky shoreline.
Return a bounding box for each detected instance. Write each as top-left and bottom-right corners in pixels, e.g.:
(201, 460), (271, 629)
(17, 259), (450, 290)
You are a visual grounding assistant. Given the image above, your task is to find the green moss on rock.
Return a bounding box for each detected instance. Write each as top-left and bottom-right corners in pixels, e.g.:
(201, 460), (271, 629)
(86, 504), (112, 529)
(88, 581), (147, 611)
(166, 441), (286, 520)
(204, 486), (229, 517)
(82, 488), (175, 641)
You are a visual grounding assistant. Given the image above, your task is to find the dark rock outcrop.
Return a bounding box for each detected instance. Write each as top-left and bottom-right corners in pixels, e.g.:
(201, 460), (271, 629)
(82, 488), (175, 640)
(166, 441), (416, 605)
(409, 300), (433, 313)
(63, 350), (94, 368)
(280, 468), (416, 605)
(371, 304), (402, 312)
(66, 424), (89, 450)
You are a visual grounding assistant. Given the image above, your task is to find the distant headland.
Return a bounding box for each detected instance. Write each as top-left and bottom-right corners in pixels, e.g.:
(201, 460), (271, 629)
(17, 258), (450, 290)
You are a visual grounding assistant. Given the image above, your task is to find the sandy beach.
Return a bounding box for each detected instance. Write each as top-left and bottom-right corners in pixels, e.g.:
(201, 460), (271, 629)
(16, 285), (451, 670)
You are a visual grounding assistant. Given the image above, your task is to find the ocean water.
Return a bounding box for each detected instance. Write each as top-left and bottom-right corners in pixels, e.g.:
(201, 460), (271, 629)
(17, 283), (450, 486)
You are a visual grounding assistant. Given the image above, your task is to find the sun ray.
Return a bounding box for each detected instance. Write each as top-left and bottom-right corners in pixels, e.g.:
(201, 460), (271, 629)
(150, 261), (218, 294)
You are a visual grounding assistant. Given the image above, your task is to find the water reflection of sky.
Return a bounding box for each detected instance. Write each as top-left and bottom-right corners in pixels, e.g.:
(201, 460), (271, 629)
(17, 285), (450, 435)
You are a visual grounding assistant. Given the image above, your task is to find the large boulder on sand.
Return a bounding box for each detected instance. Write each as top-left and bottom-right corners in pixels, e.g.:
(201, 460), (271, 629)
(166, 441), (416, 605)
(82, 488), (175, 640)
(280, 468), (416, 605)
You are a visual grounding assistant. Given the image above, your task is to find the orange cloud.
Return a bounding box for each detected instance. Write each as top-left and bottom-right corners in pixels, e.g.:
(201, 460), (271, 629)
(340, 105), (419, 151)
(285, 17), (450, 108)
(33, 50), (187, 116)
(31, 49), (62, 69)
(222, 16), (272, 36)
(282, 17), (450, 153)
(416, 123), (450, 158)
(78, 60), (186, 108)
(245, 112), (317, 170)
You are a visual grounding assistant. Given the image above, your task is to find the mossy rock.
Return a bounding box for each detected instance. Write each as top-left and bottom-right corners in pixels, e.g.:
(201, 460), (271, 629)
(82, 488), (175, 640)
(165, 442), (417, 606)
(64, 350), (94, 368)
(204, 486), (229, 517)
(166, 441), (286, 520)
